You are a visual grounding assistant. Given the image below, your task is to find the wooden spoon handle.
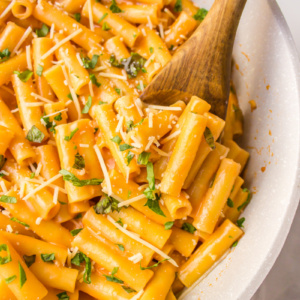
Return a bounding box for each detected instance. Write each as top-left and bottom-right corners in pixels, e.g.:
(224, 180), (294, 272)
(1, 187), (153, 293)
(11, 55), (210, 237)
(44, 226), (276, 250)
(141, 0), (247, 118)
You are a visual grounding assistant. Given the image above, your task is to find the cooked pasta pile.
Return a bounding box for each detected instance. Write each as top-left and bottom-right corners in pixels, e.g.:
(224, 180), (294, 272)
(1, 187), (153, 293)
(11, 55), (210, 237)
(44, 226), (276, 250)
(0, 0), (251, 299)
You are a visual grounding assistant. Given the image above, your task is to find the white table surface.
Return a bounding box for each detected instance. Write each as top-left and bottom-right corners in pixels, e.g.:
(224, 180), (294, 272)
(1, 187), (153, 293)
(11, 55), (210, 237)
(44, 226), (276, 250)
(252, 1), (300, 299)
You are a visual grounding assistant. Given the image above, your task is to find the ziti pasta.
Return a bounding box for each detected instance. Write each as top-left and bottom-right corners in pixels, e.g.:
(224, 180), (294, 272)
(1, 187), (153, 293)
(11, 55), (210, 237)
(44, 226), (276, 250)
(0, 0), (251, 299)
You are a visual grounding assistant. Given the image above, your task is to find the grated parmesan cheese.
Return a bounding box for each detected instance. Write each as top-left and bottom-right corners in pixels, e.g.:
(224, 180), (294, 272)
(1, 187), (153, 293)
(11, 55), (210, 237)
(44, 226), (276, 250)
(134, 98), (144, 117)
(10, 108), (19, 113)
(31, 92), (54, 103)
(160, 130), (181, 144)
(150, 145), (170, 157)
(118, 194), (146, 208)
(53, 186), (59, 204)
(128, 253), (143, 264)
(148, 112), (153, 128)
(6, 225), (13, 233)
(0, 181), (7, 193)
(107, 215), (178, 267)
(79, 144), (89, 148)
(35, 217), (42, 225)
(98, 72), (127, 80)
(145, 136), (155, 151)
(50, 23), (55, 39)
(87, 0), (94, 31)
(94, 145), (112, 195)
(23, 174), (63, 201)
(115, 116), (124, 133)
(26, 45), (32, 70)
(12, 27), (32, 55)
(88, 80), (94, 96)
(43, 108), (68, 119)
(0, 0), (15, 19)
(131, 289), (144, 300)
(41, 28), (83, 60)
(144, 54), (155, 68)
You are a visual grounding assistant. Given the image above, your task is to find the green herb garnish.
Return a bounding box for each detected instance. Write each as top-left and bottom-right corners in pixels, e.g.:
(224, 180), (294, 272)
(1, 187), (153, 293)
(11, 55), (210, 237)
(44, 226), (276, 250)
(60, 169), (103, 187)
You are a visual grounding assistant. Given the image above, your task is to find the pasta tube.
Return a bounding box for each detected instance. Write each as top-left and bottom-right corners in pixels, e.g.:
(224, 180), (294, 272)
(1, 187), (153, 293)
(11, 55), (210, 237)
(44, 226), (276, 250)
(178, 219), (243, 287)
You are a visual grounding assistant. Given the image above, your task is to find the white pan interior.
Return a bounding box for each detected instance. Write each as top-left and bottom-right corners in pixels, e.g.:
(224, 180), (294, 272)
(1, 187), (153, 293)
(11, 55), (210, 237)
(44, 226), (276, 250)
(182, 0), (300, 299)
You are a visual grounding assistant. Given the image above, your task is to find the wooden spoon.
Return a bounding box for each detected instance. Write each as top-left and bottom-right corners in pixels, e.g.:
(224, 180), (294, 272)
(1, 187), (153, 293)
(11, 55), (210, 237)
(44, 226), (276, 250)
(140, 0), (247, 119)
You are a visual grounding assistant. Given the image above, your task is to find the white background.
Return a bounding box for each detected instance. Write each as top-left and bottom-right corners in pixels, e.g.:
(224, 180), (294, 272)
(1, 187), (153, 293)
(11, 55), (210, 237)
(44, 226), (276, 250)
(253, 1), (300, 299)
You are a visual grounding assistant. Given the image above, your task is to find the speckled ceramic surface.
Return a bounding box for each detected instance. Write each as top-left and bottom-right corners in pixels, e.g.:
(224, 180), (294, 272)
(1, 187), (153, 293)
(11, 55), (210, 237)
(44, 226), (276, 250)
(181, 0), (300, 299)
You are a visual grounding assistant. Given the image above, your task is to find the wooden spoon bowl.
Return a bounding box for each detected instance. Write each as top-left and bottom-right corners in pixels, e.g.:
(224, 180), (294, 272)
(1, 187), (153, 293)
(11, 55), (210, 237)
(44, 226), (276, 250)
(140, 0), (247, 119)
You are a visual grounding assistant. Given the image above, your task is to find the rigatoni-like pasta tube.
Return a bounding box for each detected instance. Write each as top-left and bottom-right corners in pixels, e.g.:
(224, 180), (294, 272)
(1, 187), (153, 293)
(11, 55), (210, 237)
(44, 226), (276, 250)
(178, 219), (243, 287)
(11, 0), (34, 20)
(193, 158), (241, 233)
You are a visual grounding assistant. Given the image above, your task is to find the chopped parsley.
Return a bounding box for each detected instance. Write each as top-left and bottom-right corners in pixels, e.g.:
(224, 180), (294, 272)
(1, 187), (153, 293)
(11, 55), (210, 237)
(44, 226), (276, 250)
(121, 53), (147, 78)
(149, 47), (154, 53)
(82, 96), (92, 113)
(126, 151), (134, 165)
(74, 13), (81, 22)
(0, 48), (10, 63)
(36, 24), (49, 37)
(109, 0), (123, 13)
(5, 275), (16, 284)
(72, 153), (85, 170)
(71, 251), (91, 284)
(60, 169), (103, 187)
(82, 54), (99, 69)
(0, 195), (17, 204)
(89, 74), (101, 87)
(93, 194), (121, 214)
(140, 258), (169, 270)
(14, 70), (33, 82)
(0, 155), (6, 169)
(116, 244), (125, 251)
(137, 152), (151, 165)
(227, 198), (234, 208)
(193, 8), (208, 21)
(23, 255), (36, 268)
(102, 22), (111, 31)
(36, 64), (43, 77)
(231, 240), (238, 248)
(204, 127), (216, 150)
(19, 261), (27, 288)
(70, 228), (83, 236)
(64, 128), (79, 141)
(41, 253), (55, 263)
(98, 13), (108, 23)
(174, 0), (182, 12)
(181, 222), (196, 234)
(109, 54), (123, 68)
(237, 188), (251, 211)
(54, 113), (62, 121)
(10, 217), (29, 227)
(104, 267), (124, 283)
(164, 221), (174, 230)
(56, 291), (69, 300)
(119, 143), (133, 151)
(122, 286), (136, 293)
(115, 88), (121, 94)
(0, 244), (11, 265)
(111, 135), (122, 145)
(236, 217), (245, 228)
(26, 125), (44, 143)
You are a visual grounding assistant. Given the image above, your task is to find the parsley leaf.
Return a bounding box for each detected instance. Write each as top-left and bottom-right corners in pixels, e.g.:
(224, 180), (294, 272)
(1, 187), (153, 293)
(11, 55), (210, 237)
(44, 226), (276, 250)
(0, 244), (11, 265)
(70, 228), (83, 236)
(115, 88), (121, 95)
(81, 54), (99, 69)
(193, 8), (208, 21)
(116, 244), (124, 251)
(102, 22), (111, 31)
(236, 217), (245, 228)
(72, 153), (85, 170)
(54, 113), (62, 121)
(116, 218), (123, 226)
(56, 291), (69, 300)
(19, 261), (27, 288)
(181, 222), (196, 234)
(23, 255), (36, 268)
(231, 240), (238, 248)
(144, 193), (165, 217)
(36, 24), (49, 37)
(140, 258), (169, 270)
(119, 144), (133, 151)
(82, 96), (92, 113)
(237, 189), (251, 211)
(137, 152), (151, 165)
(146, 162), (155, 190)
(98, 12), (108, 23)
(41, 253), (55, 263)
(14, 70), (33, 82)
(10, 217), (29, 227)
(164, 221), (174, 230)
(174, 0), (182, 12)
(227, 198), (234, 208)
(109, 0), (123, 13)
(5, 275), (16, 284)
(60, 169), (103, 187)
(74, 13), (81, 22)
(93, 194), (121, 214)
(64, 128), (79, 141)
(121, 53), (147, 78)
(104, 267), (124, 283)
(0, 195), (17, 204)
(0, 48), (10, 63)
(111, 135), (122, 145)
(26, 125), (44, 143)
(126, 151), (134, 165)
(122, 286), (136, 293)
(89, 74), (101, 87)
(71, 251), (92, 284)
(36, 64), (43, 76)
(204, 127), (216, 150)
